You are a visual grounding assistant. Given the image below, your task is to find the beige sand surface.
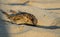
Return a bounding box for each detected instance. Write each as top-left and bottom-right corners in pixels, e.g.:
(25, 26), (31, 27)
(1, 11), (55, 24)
(0, 0), (60, 37)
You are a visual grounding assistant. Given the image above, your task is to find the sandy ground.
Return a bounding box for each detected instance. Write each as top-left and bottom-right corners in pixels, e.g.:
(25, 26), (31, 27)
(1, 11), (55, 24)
(0, 0), (60, 37)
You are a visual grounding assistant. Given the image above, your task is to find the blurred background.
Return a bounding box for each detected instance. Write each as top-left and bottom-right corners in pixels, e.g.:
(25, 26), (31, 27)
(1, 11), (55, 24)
(0, 0), (60, 37)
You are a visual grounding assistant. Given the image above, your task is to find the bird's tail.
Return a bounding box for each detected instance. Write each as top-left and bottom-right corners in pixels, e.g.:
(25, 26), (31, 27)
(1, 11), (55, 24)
(0, 10), (10, 17)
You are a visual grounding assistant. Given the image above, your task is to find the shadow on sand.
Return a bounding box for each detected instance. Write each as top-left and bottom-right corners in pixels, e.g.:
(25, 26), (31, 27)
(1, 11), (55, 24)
(21, 24), (60, 29)
(0, 13), (9, 37)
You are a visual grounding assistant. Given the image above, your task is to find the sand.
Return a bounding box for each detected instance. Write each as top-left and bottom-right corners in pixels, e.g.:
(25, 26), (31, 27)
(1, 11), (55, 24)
(0, 0), (60, 37)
